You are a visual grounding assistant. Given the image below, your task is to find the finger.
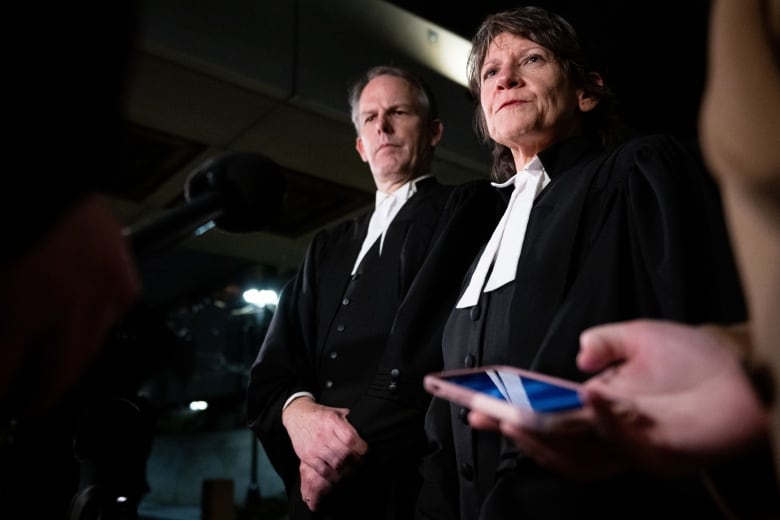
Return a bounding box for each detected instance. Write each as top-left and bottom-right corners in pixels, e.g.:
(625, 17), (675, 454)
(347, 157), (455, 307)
(582, 385), (639, 423)
(300, 462), (333, 511)
(302, 493), (315, 512)
(331, 410), (369, 456)
(501, 422), (626, 480)
(304, 451), (343, 483)
(498, 424), (566, 470)
(305, 433), (363, 482)
(581, 387), (651, 462)
(468, 410), (501, 431)
(577, 323), (634, 372)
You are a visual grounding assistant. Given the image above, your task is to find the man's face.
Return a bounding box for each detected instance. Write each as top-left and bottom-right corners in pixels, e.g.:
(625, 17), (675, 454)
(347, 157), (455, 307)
(355, 75), (441, 185)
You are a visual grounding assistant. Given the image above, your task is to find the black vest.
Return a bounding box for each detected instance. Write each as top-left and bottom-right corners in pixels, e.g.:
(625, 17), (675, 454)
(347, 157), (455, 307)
(317, 236), (402, 408)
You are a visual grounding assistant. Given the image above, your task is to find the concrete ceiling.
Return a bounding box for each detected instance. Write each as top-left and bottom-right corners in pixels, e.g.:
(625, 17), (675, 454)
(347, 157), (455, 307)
(115, 0), (711, 311)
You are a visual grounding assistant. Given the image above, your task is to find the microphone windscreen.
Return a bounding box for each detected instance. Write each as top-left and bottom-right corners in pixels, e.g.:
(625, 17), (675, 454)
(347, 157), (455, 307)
(185, 153), (286, 232)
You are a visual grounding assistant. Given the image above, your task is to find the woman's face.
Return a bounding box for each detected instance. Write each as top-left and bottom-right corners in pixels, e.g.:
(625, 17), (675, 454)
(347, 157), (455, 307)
(479, 32), (589, 158)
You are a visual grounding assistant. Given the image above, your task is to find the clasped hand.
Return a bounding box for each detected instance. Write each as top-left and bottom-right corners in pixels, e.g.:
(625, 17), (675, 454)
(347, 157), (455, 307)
(282, 397), (369, 511)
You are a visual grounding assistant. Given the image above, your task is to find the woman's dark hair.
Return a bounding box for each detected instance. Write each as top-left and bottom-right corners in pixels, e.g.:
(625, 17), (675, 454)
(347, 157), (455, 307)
(467, 6), (628, 181)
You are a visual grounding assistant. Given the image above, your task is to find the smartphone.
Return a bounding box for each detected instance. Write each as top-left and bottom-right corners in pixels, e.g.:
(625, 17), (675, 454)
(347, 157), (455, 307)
(424, 365), (593, 432)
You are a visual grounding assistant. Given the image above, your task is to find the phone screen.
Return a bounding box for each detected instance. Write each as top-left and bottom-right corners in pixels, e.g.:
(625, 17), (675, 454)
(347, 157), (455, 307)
(442, 369), (582, 412)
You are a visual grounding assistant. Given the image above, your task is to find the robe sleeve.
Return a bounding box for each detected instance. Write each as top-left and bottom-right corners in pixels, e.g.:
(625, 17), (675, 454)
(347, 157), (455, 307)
(623, 134), (746, 323)
(245, 232), (324, 489)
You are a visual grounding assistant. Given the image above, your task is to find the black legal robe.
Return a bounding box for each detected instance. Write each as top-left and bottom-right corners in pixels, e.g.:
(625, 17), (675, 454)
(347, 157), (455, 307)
(247, 177), (501, 519)
(418, 135), (748, 520)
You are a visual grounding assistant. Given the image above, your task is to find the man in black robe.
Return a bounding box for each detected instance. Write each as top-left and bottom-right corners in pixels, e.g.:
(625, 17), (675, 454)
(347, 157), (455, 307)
(246, 65), (500, 519)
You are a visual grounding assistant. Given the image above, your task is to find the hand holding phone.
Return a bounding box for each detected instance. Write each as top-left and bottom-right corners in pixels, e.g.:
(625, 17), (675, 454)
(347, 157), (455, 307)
(424, 365), (594, 432)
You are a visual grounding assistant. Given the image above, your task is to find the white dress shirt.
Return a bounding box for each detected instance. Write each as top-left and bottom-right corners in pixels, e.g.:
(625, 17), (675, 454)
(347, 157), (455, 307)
(350, 174), (431, 275)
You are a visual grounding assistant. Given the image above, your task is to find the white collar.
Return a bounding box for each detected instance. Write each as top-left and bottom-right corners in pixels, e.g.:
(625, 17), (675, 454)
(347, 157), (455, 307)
(490, 157), (544, 189)
(375, 174), (431, 206)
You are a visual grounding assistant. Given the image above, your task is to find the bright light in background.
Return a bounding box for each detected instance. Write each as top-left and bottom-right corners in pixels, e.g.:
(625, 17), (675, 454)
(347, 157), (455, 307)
(243, 288), (279, 307)
(332, 0), (471, 88)
(189, 400), (208, 411)
(420, 27), (472, 88)
(193, 220), (216, 237)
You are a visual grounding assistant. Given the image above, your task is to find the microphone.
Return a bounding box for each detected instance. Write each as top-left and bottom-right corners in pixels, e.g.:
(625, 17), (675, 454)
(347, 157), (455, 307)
(123, 152), (286, 262)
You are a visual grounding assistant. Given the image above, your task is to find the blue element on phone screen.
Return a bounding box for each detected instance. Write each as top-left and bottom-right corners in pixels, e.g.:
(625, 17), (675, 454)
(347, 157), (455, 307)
(521, 378), (582, 411)
(445, 370), (582, 412)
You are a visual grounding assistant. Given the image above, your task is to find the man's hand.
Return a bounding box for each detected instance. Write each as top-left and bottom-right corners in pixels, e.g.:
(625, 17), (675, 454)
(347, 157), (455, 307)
(282, 396), (369, 511)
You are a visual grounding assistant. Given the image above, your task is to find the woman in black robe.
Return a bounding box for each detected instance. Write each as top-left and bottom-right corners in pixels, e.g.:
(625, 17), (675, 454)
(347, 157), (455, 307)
(417, 6), (747, 519)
